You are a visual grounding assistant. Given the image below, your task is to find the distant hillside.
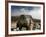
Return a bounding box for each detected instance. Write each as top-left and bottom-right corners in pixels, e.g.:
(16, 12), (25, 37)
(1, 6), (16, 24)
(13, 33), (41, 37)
(11, 15), (40, 22)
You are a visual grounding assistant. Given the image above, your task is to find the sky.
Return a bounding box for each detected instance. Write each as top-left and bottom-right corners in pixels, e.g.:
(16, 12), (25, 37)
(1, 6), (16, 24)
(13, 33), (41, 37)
(11, 6), (41, 19)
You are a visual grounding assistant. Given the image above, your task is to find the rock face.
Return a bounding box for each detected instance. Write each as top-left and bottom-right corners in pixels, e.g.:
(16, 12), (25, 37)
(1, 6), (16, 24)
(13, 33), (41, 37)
(11, 15), (41, 31)
(17, 15), (31, 30)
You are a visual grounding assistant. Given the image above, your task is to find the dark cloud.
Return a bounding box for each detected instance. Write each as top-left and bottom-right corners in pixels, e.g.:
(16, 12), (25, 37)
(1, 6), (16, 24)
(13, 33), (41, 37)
(11, 6), (34, 13)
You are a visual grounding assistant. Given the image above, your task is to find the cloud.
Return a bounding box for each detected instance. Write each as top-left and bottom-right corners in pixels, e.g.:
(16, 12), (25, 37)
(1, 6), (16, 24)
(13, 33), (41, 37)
(11, 6), (41, 19)
(26, 7), (41, 19)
